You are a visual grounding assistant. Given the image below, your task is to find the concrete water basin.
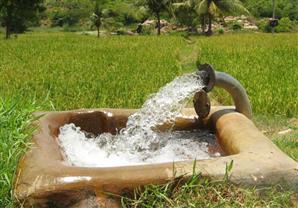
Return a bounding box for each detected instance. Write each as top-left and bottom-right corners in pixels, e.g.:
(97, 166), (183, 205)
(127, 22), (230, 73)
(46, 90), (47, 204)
(14, 106), (298, 207)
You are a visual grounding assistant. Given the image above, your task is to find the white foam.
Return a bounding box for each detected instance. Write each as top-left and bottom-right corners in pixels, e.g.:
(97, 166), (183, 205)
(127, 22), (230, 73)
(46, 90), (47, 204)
(58, 72), (221, 167)
(58, 124), (219, 167)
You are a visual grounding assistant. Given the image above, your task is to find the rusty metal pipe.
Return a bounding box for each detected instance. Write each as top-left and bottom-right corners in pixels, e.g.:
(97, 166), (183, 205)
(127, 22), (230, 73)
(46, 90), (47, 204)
(195, 64), (252, 119)
(214, 71), (252, 119)
(197, 64), (216, 92)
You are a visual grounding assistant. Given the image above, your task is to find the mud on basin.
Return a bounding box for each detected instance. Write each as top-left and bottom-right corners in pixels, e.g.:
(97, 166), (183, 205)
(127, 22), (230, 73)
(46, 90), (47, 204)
(14, 107), (298, 207)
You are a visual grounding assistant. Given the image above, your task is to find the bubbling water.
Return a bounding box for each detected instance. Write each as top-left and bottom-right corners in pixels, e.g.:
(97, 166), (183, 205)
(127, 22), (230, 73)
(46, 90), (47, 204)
(58, 72), (221, 167)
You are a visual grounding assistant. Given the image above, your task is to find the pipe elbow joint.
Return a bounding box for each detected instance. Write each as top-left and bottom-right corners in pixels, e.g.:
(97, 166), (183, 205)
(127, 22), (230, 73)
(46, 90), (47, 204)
(214, 71), (252, 119)
(195, 64), (252, 119)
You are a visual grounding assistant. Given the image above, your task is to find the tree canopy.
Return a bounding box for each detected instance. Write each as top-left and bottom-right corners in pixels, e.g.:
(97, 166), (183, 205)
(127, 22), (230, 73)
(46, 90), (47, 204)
(244, 0), (298, 20)
(0, 0), (44, 38)
(0, 0), (298, 37)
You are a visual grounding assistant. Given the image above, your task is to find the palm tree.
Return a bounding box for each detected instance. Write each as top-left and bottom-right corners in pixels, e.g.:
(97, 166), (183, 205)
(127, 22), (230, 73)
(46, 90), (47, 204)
(139, 0), (173, 35)
(172, 0), (199, 33)
(173, 0), (205, 33)
(174, 0), (249, 35)
(90, 0), (105, 38)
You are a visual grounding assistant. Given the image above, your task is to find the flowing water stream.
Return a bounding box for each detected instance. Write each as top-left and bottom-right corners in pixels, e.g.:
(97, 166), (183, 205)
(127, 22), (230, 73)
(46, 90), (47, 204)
(58, 72), (221, 167)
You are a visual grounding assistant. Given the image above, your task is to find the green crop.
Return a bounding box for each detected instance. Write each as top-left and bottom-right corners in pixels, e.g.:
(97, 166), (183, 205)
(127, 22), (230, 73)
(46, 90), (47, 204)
(0, 32), (297, 207)
(0, 32), (297, 116)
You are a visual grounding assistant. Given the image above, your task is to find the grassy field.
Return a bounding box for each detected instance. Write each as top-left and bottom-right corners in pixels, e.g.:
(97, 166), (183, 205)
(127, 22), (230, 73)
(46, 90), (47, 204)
(0, 32), (297, 207)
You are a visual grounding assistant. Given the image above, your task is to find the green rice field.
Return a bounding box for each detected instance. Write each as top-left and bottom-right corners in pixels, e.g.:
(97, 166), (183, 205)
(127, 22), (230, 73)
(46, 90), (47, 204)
(0, 32), (297, 207)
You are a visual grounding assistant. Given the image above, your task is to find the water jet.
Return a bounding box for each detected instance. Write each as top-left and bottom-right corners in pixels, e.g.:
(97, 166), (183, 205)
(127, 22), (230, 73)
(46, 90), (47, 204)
(14, 64), (298, 207)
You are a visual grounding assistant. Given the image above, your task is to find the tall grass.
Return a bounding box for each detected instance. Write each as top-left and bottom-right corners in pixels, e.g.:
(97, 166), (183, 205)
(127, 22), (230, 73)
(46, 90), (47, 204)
(121, 175), (296, 208)
(0, 32), (297, 207)
(197, 33), (298, 117)
(0, 98), (38, 207)
(0, 33), (297, 116)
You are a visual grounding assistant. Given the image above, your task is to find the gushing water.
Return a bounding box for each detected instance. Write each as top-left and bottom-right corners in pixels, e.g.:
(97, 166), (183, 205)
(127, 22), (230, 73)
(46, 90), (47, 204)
(58, 73), (221, 167)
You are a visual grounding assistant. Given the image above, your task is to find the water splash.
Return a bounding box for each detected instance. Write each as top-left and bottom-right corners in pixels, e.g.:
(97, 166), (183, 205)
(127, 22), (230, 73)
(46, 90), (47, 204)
(115, 72), (204, 153)
(58, 72), (221, 167)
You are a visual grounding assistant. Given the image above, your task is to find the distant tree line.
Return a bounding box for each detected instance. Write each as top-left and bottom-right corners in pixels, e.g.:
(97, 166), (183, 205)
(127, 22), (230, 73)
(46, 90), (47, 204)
(0, 0), (298, 38)
(244, 0), (298, 20)
(173, 0), (249, 36)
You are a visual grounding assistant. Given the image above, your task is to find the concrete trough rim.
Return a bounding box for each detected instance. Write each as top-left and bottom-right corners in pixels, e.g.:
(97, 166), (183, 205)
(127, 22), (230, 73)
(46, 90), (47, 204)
(13, 106), (298, 206)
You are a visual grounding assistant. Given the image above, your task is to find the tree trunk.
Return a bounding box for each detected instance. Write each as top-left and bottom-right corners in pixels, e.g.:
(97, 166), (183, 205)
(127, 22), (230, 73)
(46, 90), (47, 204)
(201, 15), (206, 34)
(5, 24), (10, 39)
(5, 6), (12, 39)
(206, 13), (213, 36)
(189, 25), (197, 34)
(221, 16), (227, 27)
(272, 0), (276, 19)
(272, 0), (276, 34)
(97, 26), (100, 38)
(157, 12), (161, 35)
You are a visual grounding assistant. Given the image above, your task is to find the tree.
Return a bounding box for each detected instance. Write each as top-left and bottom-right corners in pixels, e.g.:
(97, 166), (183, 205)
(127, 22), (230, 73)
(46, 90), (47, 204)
(176, 0), (249, 36)
(0, 0), (44, 39)
(90, 0), (105, 38)
(46, 0), (93, 27)
(173, 0), (207, 33)
(139, 0), (172, 35)
(173, 1), (199, 33)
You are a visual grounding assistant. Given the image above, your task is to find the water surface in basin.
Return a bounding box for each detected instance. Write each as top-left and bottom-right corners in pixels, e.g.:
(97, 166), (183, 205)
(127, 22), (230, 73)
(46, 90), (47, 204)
(59, 124), (221, 167)
(58, 72), (222, 167)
